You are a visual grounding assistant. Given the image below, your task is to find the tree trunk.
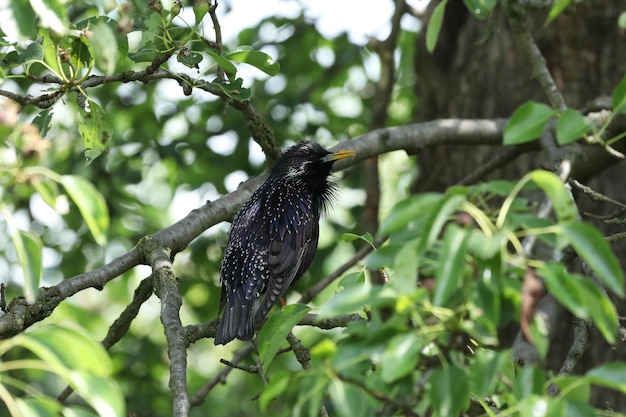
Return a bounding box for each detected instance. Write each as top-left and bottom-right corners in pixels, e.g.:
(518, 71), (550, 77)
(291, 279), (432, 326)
(413, 0), (626, 409)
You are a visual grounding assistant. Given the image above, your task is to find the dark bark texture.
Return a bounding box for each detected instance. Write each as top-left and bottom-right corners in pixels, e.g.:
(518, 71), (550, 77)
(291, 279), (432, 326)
(413, 0), (626, 409)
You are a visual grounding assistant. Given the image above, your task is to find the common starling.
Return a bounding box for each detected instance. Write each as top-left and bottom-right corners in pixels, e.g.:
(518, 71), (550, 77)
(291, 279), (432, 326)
(214, 140), (356, 345)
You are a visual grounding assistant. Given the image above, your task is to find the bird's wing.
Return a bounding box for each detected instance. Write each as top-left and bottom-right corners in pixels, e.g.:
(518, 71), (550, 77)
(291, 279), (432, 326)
(255, 194), (319, 321)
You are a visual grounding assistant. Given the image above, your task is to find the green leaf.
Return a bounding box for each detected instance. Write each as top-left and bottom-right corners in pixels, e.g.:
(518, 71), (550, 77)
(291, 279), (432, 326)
(619, 12), (626, 29)
(612, 72), (626, 113)
(514, 365), (545, 399)
(556, 108), (591, 145)
(259, 371), (291, 412)
(519, 396), (564, 417)
(503, 101), (555, 145)
(14, 229), (43, 304)
(419, 193), (466, 251)
(429, 364), (470, 416)
(463, 0), (495, 20)
(68, 371), (125, 417)
(207, 50), (237, 74)
(528, 170), (577, 222)
(554, 376), (591, 403)
(258, 304), (311, 373)
(433, 225), (469, 306)
(469, 349), (510, 397)
(193, 0), (210, 25)
(32, 108), (54, 137)
(3, 0), (37, 39)
(391, 239), (419, 293)
(329, 379), (368, 417)
(60, 175), (110, 246)
(225, 48), (280, 76)
(379, 192), (443, 235)
(539, 263), (618, 343)
(342, 232), (375, 248)
(16, 397), (62, 417)
(90, 21), (118, 75)
(559, 221), (624, 297)
(546, 0), (573, 25)
(585, 362), (626, 393)
(426, 0), (448, 53)
(30, 0), (69, 34)
(78, 101), (113, 164)
(381, 333), (423, 382)
(318, 285), (395, 318)
(18, 42), (44, 65)
(31, 176), (59, 209)
(337, 271), (365, 290)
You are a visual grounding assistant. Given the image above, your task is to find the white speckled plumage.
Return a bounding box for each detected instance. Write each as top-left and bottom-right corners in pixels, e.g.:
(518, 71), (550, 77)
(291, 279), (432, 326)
(214, 141), (355, 345)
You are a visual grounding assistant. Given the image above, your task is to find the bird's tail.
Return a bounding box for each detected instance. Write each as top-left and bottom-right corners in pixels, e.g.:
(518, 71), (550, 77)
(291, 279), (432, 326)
(214, 298), (255, 345)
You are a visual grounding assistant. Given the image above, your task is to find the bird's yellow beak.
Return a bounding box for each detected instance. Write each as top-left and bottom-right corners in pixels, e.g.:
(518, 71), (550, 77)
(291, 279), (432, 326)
(322, 149), (357, 162)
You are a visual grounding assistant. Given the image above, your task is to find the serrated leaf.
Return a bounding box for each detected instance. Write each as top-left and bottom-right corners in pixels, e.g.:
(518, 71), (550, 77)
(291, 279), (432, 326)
(612, 73), (626, 113)
(258, 304), (311, 373)
(60, 175), (109, 245)
(504, 101), (555, 145)
(528, 170), (577, 222)
(556, 108), (591, 144)
(559, 221), (624, 297)
(226, 48), (280, 76)
(426, 0), (448, 53)
(78, 101), (113, 164)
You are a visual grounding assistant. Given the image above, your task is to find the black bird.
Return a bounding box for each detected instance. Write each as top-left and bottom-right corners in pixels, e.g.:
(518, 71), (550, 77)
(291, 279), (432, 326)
(214, 140), (356, 345)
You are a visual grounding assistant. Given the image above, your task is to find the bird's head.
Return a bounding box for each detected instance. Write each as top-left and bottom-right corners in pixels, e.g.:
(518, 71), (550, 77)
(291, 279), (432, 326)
(272, 140), (356, 182)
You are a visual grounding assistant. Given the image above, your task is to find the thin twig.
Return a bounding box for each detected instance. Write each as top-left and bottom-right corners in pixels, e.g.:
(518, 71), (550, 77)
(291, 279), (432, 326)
(547, 317), (590, 396)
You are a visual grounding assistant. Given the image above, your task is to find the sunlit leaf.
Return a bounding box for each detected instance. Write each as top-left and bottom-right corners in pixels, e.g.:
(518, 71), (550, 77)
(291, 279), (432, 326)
(381, 333), (422, 382)
(226, 48), (280, 76)
(546, 0), (573, 25)
(90, 21), (118, 75)
(78, 101), (113, 164)
(528, 170), (577, 222)
(2, 0), (37, 39)
(60, 175), (109, 245)
(30, 0), (69, 34)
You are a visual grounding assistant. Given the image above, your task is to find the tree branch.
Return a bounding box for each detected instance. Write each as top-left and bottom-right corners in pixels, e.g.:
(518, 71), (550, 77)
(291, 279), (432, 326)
(140, 236), (190, 417)
(0, 112), (616, 340)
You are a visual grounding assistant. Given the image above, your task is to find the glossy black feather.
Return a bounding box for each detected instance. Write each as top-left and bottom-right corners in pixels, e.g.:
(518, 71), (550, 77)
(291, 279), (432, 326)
(214, 141), (353, 345)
